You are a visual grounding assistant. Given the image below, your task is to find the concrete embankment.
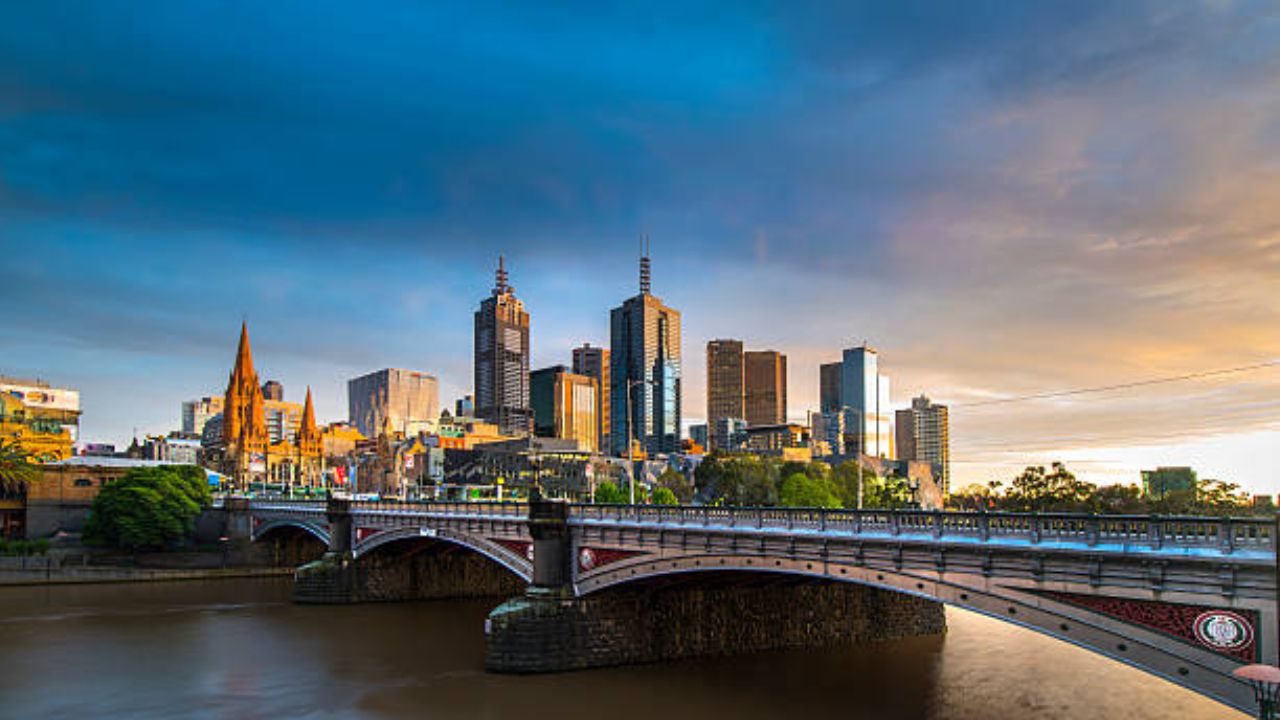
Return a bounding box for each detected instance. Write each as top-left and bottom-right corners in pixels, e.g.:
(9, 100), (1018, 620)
(0, 564), (294, 586)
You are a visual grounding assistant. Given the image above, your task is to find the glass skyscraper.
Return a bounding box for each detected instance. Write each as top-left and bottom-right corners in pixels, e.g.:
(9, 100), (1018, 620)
(838, 344), (894, 458)
(610, 250), (681, 456)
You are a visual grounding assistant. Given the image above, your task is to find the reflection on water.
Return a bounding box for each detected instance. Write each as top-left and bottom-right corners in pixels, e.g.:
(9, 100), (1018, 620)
(0, 579), (1243, 719)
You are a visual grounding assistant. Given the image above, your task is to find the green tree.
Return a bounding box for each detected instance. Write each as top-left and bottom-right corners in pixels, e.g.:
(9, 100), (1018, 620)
(0, 440), (36, 496)
(1005, 462), (1095, 512)
(779, 472), (840, 508)
(593, 480), (627, 504)
(656, 467), (694, 503)
(861, 473), (915, 509)
(82, 466), (211, 550)
(651, 486), (678, 505)
(1088, 484), (1145, 514)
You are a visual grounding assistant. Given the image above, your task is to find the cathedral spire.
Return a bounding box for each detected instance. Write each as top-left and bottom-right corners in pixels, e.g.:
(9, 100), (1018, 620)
(301, 386), (317, 435)
(233, 320), (256, 381)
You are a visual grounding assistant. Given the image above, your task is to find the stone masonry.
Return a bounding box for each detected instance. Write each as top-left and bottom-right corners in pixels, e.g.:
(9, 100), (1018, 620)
(485, 575), (946, 672)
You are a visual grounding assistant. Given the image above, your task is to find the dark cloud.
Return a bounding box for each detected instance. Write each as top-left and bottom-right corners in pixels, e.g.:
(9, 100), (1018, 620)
(2, 1), (1278, 487)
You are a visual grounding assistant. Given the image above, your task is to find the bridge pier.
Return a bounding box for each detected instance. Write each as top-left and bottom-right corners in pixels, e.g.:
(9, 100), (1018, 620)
(294, 496), (524, 603)
(484, 497), (947, 672)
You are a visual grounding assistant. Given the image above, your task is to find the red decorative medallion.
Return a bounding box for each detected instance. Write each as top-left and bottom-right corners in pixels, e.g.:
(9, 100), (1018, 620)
(1036, 590), (1259, 662)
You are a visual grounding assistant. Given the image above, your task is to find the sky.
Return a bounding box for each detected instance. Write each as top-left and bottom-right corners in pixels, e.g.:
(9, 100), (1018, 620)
(2, 2), (1279, 492)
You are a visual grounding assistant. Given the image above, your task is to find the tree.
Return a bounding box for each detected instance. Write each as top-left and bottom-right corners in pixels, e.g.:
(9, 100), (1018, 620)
(593, 480), (627, 504)
(1088, 484), (1145, 514)
(83, 466), (212, 550)
(0, 440), (36, 497)
(1005, 462), (1095, 512)
(656, 467), (694, 503)
(779, 472), (840, 508)
(861, 473), (915, 509)
(651, 486), (678, 506)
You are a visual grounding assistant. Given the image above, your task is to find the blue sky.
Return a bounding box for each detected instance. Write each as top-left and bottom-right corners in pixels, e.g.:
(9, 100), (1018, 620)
(3, 2), (1279, 490)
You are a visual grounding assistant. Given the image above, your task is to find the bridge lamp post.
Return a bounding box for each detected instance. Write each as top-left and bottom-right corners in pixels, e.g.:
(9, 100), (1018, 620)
(625, 377), (657, 505)
(1234, 665), (1280, 720)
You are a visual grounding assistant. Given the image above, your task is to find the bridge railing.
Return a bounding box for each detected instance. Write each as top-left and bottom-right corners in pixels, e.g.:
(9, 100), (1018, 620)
(567, 504), (1275, 554)
(350, 500), (530, 518)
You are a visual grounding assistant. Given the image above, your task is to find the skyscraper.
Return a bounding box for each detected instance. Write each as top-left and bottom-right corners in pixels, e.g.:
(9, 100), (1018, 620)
(744, 350), (787, 426)
(706, 339), (744, 451)
(610, 244), (681, 456)
(572, 343), (610, 454)
(348, 368), (440, 438)
(896, 395), (950, 493)
(838, 344), (893, 458)
(819, 362), (843, 414)
(530, 365), (598, 452)
(474, 256), (531, 436)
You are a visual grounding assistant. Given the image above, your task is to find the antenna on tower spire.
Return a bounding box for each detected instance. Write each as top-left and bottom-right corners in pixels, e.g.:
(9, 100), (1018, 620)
(639, 234), (652, 295)
(494, 254), (510, 295)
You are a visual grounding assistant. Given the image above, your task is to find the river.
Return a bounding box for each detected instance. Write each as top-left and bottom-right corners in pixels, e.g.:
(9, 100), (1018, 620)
(0, 578), (1243, 719)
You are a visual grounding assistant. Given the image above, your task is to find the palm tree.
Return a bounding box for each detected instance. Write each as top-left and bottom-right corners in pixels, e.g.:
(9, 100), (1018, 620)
(0, 440), (36, 497)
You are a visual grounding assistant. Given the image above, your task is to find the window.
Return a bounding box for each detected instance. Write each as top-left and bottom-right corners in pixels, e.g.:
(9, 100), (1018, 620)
(74, 478), (93, 487)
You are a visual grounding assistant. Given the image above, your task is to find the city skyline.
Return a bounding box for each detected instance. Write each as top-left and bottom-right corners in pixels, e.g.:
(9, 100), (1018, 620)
(2, 3), (1278, 491)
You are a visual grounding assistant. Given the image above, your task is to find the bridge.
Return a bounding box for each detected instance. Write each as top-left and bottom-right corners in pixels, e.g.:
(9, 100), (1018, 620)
(228, 496), (1278, 714)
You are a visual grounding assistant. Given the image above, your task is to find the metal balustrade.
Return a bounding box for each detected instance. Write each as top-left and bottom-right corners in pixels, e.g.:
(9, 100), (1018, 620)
(566, 504), (1275, 555)
(240, 498), (1275, 556)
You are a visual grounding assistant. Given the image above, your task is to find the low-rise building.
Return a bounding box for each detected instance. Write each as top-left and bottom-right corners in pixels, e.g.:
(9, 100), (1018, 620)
(1, 377), (81, 462)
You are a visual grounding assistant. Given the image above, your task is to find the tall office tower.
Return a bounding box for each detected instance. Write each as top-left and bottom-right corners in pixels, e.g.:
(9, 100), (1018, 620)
(744, 350), (787, 426)
(348, 368), (441, 438)
(572, 343), (611, 454)
(474, 256), (531, 436)
(610, 243), (682, 456)
(819, 362), (843, 414)
(706, 339), (744, 451)
(261, 380), (284, 401)
(839, 344), (894, 458)
(896, 395), (951, 493)
(530, 365), (599, 452)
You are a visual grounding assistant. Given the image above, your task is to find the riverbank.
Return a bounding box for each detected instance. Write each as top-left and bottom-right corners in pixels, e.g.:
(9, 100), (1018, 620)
(0, 565), (295, 586)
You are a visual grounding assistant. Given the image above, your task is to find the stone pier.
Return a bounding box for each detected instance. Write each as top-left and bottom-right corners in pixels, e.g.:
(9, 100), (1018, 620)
(484, 496), (947, 672)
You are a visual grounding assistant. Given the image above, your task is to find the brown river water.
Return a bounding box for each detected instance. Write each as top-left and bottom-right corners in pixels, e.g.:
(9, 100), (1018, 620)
(0, 578), (1243, 719)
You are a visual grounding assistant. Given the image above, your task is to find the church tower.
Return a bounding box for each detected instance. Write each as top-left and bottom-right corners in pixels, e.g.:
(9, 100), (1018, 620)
(222, 322), (269, 487)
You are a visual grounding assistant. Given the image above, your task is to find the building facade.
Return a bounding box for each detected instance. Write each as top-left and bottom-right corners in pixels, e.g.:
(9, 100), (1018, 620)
(819, 362), (843, 414)
(261, 380), (284, 401)
(181, 396), (224, 436)
(610, 250), (682, 456)
(571, 343), (610, 454)
(0, 377), (80, 462)
(706, 339), (744, 451)
(474, 256), (531, 437)
(744, 350), (787, 426)
(895, 395), (951, 494)
(348, 368), (440, 438)
(530, 365), (598, 453)
(837, 345), (894, 458)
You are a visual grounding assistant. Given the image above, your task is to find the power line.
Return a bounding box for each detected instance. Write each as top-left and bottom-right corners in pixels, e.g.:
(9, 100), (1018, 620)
(953, 359), (1280, 408)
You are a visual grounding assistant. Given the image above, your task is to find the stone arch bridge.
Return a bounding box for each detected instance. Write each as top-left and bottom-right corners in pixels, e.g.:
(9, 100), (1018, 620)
(229, 497), (1277, 714)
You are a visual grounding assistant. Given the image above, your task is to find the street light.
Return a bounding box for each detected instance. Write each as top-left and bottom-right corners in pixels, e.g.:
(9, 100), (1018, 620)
(625, 377), (658, 505)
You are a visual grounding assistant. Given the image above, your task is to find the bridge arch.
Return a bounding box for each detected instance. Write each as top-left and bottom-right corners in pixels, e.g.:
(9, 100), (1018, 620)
(251, 518), (331, 547)
(576, 552), (1259, 712)
(353, 525), (533, 583)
